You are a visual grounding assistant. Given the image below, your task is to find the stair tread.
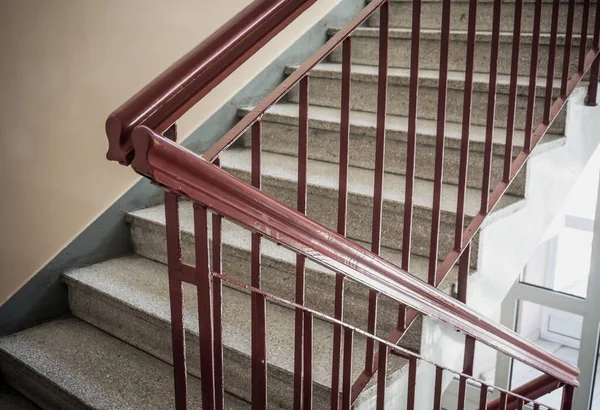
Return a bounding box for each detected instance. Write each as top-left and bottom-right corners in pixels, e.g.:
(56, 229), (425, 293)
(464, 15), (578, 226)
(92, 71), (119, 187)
(127, 201), (442, 284)
(63, 256), (409, 390)
(219, 148), (521, 218)
(329, 26), (586, 42)
(239, 103), (561, 150)
(286, 62), (561, 91)
(0, 318), (250, 409)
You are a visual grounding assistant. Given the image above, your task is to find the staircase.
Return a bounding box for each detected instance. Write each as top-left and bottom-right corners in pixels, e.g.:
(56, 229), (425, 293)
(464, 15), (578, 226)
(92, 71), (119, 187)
(0, 0), (596, 408)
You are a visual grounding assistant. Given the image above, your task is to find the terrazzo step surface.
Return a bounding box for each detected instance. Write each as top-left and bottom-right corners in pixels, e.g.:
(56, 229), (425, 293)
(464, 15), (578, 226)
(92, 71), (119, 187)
(63, 256), (409, 409)
(368, 0), (596, 34)
(285, 63), (566, 133)
(126, 201), (435, 349)
(328, 27), (586, 78)
(0, 318), (250, 410)
(236, 103), (564, 196)
(218, 148), (523, 264)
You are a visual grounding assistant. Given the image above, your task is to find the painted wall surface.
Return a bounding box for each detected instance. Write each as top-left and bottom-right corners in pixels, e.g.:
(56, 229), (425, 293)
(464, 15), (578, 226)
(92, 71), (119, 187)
(0, 0), (343, 306)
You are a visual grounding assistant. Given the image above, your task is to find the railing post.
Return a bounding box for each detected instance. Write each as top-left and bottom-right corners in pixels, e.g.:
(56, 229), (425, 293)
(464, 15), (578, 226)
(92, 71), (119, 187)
(587, 0), (600, 106)
(480, 0), (502, 213)
(163, 125), (188, 410)
(211, 158), (224, 410)
(294, 75), (309, 410)
(429, 0), (453, 285)
(194, 203), (216, 410)
(251, 120), (268, 409)
(366, 0), (389, 376)
(332, 37), (350, 409)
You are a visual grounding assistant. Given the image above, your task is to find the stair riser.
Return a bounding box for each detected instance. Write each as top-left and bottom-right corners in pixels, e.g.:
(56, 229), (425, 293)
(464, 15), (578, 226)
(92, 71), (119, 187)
(238, 120), (527, 196)
(287, 76), (566, 132)
(127, 217), (421, 351)
(67, 284), (304, 409)
(223, 168), (478, 265)
(368, 1), (596, 34)
(329, 32), (582, 78)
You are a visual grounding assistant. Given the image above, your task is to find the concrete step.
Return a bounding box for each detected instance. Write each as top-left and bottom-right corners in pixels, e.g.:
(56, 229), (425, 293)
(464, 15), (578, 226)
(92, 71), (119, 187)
(0, 385), (39, 410)
(126, 202), (432, 349)
(285, 63), (566, 133)
(217, 149), (523, 265)
(328, 27), (587, 78)
(368, 0), (596, 34)
(63, 256), (410, 409)
(0, 318), (251, 409)
(236, 103), (563, 196)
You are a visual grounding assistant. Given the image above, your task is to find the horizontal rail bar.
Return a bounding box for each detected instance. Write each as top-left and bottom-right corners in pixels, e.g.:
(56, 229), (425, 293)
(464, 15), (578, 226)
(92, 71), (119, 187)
(130, 126), (580, 387)
(105, 0), (316, 164)
(208, 266), (560, 408)
(202, 0), (388, 162)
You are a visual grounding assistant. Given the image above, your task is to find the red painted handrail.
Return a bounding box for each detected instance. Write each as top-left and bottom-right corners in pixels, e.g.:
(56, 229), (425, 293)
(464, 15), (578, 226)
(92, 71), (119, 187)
(130, 125), (580, 388)
(105, 0), (316, 165)
(487, 375), (564, 410)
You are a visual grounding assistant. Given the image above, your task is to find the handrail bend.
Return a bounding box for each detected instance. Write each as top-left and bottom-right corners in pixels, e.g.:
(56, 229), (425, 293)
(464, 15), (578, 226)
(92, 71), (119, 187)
(106, 0), (316, 165)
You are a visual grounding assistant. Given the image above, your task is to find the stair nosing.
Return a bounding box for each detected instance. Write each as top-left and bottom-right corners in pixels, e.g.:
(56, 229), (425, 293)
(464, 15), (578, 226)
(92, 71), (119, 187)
(330, 26), (588, 44)
(285, 63), (561, 95)
(238, 103), (562, 153)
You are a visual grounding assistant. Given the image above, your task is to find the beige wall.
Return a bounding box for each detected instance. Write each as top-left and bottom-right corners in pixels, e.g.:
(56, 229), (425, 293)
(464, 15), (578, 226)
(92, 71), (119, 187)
(0, 0), (342, 305)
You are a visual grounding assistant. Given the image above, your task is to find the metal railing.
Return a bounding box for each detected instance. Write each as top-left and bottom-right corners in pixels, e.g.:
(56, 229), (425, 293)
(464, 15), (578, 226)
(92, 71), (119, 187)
(106, 0), (600, 408)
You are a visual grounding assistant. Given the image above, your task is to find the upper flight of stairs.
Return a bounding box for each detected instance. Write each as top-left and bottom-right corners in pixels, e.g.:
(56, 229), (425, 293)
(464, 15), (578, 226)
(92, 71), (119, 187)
(0, 0), (587, 407)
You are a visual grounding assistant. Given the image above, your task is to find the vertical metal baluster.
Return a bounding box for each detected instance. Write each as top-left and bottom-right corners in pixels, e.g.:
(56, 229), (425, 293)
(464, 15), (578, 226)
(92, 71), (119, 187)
(402, 0), (422, 274)
(561, 0), (576, 98)
(503, 0), (523, 182)
(429, 0), (452, 285)
(303, 312), (313, 410)
(516, 399), (524, 410)
(165, 191), (188, 410)
(524, 0), (543, 153)
(433, 366), (444, 410)
(479, 383), (488, 410)
(457, 336), (476, 410)
(376, 342), (388, 410)
(561, 385), (574, 410)
(331, 37), (351, 410)
(406, 357), (417, 410)
(400, 0), (422, 332)
(455, 0), (478, 255)
(367, 0), (389, 375)
(211, 158), (224, 410)
(294, 75), (309, 410)
(499, 392), (507, 410)
(194, 204), (216, 410)
(578, 0), (591, 74)
(457, 243), (471, 304)
(341, 328), (354, 410)
(338, 38), (351, 239)
(543, 0), (560, 124)
(251, 120), (267, 409)
(480, 0), (502, 214)
(533, 403), (540, 410)
(587, 0), (600, 106)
